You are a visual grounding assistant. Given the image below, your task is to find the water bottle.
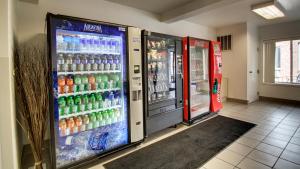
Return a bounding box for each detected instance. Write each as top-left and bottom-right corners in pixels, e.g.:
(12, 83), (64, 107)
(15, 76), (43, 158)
(111, 40), (116, 54)
(62, 54), (69, 72)
(115, 55), (121, 70)
(85, 54), (91, 71)
(93, 55), (100, 71)
(104, 55), (110, 71)
(86, 36), (92, 52)
(92, 36), (99, 52)
(66, 54), (73, 72)
(99, 55), (105, 71)
(57, 53), (64, 72)
(77, 54), (84, 71)
(88, 55), (95, 71)
(106, 39), (111, 53)
(107, 55), (113, 70)
(81, 55), (88, 71)
(111, 55), (117, 70)
(100, 39), (105, 53)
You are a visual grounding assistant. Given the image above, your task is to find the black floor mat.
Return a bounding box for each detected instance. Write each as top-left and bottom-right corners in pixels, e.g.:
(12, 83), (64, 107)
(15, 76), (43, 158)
(104, 115), (255, 169)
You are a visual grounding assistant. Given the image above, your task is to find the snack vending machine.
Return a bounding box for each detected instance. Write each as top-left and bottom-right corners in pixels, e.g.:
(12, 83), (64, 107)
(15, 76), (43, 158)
(142, 31), (183, 135)
(183, 37), (210, 124)
(47, 13), (144, 169)
(209, 41), (223, 112)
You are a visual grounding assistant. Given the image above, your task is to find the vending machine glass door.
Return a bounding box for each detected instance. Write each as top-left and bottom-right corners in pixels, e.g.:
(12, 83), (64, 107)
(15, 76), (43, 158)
(189, 39), (210, 118)
(147, 37), (176, 104)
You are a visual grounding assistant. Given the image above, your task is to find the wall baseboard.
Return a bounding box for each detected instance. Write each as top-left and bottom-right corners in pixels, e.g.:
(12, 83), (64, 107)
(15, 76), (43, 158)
(226, 98), (249, 104)
(259, 96), (300, 106)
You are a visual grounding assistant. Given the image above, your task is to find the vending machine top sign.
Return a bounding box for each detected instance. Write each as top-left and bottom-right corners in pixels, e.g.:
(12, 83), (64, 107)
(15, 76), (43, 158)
(47, 13), (143, 169)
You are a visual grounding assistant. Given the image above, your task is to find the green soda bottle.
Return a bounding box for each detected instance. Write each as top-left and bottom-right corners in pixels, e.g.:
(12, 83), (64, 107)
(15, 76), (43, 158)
(89, 94), (96, 110)
(74, 75), (82, 92)
(58, 97), (66, 116)
(67, 96), (77, 114)
(82, 94), (89, 111)
(95, 75), (102, 90)
(82, 75), (89, 91)
(97, 111), (105, 126)
(102, 75), (108, 89)
(89, 113), (96, 129)
(74, 95), (82, 112)
(96, 93), (103, 109)
(64, 97), (70, 115)
(106, 110), (112, 125)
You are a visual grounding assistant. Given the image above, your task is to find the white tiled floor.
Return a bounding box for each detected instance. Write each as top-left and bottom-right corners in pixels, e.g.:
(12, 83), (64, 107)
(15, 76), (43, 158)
(90, 101), (300, 169)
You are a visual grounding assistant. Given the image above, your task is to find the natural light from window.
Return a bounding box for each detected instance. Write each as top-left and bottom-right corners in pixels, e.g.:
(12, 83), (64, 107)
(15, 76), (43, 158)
(263, 39), (300, 84)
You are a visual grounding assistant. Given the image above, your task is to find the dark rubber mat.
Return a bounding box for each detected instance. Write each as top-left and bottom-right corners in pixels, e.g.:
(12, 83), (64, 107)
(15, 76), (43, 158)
(104, 115), (255, 169)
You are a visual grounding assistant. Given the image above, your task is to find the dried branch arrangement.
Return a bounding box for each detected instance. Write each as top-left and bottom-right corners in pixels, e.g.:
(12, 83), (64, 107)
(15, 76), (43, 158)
(14, 39), (50, 169)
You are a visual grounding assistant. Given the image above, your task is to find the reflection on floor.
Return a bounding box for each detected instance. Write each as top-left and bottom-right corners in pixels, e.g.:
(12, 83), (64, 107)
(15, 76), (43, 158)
(90, 101), (300, 169)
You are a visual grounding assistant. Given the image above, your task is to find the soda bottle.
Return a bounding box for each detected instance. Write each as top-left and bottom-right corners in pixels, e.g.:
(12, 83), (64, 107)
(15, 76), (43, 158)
(96, 93), (103, 109)
(76, 54), (84, 71)
(82, 94), (89, 111)
(102, 110), (108, 125)
(106, 110), (112, 125)
(87, 55), (94, 71)
(115, 55), (121, 70)
(93, 55), (99, 71)
(109, 92), (115, 106)
(102, 75), (108, 89)
(107, 109), (113, 123)
(92, 94), (99, 110)
(80, 115), (86, 131)
(81, 55), (88, 71)
(95, 75), (102, 90)
(74, 95), (82, 112)
(72, 116), (78, 134)
(98, 55), (104, 71)
(66, 76), (74, 93)
(83, 115), (91, 130)
(112, 91), (118, 106)
(81, 75), (90, 91)
(75, 116), (82, 132)
(88, 75), (96, 91)
(66, 96), (74, 114)
(89, 113), (97, 129)
(67, 117), (75, 135)
(87, 94), (94, 111)
(59, 119), (67, 137)
(58, 76), (66, 94)
(96, 112), (103, 126)
(104, 55), (111, 71)
(58, 97), (66, 116)
(112, 55), (117, 70)
(76, 75), (83, 92)
(74, 75), (81, 93)
(57, 53), (64, 72)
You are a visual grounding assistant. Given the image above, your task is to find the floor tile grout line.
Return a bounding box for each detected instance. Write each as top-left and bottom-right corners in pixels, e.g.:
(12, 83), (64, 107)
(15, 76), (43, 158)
(235, 105), (293, 169)
(271, 106), (300, 168)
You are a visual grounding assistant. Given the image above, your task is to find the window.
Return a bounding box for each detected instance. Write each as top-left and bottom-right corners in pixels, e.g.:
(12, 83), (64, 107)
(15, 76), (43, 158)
(263, 39), (300, 84)
(217, 35), (232, 51)
(275, 47), (281, 68)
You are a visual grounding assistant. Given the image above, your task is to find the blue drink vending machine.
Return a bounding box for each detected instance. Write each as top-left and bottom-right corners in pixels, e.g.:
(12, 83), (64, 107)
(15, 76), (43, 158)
(47, 13), (144, 169)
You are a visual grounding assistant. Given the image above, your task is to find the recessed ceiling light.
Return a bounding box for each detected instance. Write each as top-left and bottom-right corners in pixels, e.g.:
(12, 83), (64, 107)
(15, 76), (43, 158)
(251, 0), (285, 20)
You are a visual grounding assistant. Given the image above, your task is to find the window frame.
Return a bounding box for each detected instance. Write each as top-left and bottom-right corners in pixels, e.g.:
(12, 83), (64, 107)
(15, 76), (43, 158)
(262, 37), (300, 86)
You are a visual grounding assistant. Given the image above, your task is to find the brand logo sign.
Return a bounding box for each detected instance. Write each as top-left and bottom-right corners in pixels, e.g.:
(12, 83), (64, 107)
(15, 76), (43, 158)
(83, 23), (102, 33)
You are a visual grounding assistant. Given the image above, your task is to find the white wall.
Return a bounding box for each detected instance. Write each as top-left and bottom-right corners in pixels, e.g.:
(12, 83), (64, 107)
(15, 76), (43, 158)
(0, 0), (19, 168)
(16, 0), (216, 42)
(247, 23), (259, 103)
(259, 20), (300, 101)
(16, 0), (216, 145)
(217, 23), (248, 101)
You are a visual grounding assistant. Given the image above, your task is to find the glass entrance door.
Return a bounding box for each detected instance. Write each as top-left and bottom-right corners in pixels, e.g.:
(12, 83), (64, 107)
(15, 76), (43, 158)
(189, 39), (210, 118)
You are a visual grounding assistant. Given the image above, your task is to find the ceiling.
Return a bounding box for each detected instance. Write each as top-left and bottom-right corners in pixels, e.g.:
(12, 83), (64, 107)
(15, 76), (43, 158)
(105, 0), (300, 28)
(186, 0), (300, 28)
(106, 0), (194, 14)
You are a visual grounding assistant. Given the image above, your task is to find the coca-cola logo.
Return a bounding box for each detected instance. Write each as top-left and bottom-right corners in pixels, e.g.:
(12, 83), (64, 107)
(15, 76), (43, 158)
(83, 23), (102, 33)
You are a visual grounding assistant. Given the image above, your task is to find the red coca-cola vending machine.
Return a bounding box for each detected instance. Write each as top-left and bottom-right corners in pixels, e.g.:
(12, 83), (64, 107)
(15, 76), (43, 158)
(209, 41), (222, 112)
